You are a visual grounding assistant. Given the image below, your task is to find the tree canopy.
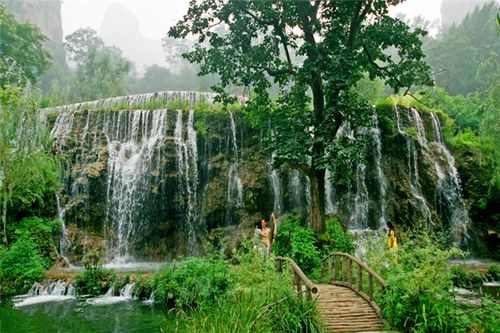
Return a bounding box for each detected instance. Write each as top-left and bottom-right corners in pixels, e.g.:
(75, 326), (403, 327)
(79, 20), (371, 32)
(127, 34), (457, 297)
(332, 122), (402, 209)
(0, 5), (51, 87)
(169, 0), (432, 232)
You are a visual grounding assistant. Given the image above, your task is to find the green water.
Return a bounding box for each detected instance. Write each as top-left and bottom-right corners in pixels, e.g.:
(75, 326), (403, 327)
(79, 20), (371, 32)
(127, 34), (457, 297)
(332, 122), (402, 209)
(0, 299), (179, 333)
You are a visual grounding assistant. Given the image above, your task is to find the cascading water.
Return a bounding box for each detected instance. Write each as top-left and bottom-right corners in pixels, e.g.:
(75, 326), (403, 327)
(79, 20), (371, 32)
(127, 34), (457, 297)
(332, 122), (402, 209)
(105, 110), (169, 263)
(14, 281), (76, 307)
(174, 109), (199, 253)
(430, 113), (470, 245)
(370, 115), (388, 228)
(324, 170), (337, 215)
(351, 163), (369, 230)
(55, 193), (71, 261)
(398, 107), (433, 225)
(270, 154), (283, 215)
(225, 111), (243, 225)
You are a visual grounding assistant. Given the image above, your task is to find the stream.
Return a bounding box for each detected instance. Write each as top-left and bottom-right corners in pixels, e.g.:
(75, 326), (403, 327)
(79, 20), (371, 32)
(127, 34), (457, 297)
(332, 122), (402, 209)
(0, 296), (177, 333)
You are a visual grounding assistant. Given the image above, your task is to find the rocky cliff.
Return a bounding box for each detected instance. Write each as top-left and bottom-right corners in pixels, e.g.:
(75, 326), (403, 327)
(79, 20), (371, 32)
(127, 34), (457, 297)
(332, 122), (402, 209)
(1, 0), (63, 44)
(48, 92), (472, 264)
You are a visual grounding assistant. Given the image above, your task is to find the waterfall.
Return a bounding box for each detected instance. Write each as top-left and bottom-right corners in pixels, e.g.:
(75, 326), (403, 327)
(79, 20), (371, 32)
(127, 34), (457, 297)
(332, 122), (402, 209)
(55, 193), (71, 261)
(350, 163), (369, 230)
(51, 110), (75, 143)
(324, 170), (337, 215)
(101, 110), (167, 262)
(175, 110), (199, 253)
(270, 153), (283, 215)
(28, 281), (75, 297)
(105, 110), (168, 263)
(411, 108), (429, 149)
(370, 116), (388, 228)
(225, 111), (243, 225)
(396, 107), (433, 225)
(430, 113), (470, 245)
(49, 94), (473, 259)
(289, 170), (302, 210)
(14, 281), (75, 307)
(86, 283), (137, 305)
(120, 283), (136, 298)
(229, 111), (238, 157)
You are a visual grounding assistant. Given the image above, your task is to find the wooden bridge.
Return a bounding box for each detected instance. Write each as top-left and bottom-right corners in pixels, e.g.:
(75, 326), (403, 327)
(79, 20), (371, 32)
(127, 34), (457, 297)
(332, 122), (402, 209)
(277, 253), (387, 332)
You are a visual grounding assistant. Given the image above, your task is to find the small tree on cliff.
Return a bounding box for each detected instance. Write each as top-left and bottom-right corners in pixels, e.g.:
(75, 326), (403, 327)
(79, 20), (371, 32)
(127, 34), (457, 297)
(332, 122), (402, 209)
(0, 5), (51, 87)
(169, 0), (432, 233)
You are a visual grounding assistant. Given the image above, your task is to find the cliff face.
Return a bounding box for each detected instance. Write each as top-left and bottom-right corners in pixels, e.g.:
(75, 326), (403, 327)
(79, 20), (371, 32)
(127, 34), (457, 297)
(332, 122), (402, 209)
(1, 0), (63, 44)
(49, 93), (472, 264)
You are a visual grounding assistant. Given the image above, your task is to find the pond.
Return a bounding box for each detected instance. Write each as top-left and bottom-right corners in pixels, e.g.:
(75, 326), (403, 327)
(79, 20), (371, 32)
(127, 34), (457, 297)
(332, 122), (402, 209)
(0, 297), (178, 333)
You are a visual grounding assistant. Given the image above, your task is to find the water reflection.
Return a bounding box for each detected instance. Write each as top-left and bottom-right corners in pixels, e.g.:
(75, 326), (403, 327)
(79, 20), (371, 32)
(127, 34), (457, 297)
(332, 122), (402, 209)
(0, 298), (175, 333)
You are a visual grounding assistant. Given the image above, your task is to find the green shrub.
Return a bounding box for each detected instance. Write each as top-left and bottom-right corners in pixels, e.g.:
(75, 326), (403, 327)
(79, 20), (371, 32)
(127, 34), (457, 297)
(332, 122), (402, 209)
(0, 238), (45, 296)
(10, 216), (60, 268)
(74, 267), (116, 296)
(153, 257), (229, 308)
(318, 217), (355, 258)
(488, 264), (499, 281)
(273, 216), (320, 275)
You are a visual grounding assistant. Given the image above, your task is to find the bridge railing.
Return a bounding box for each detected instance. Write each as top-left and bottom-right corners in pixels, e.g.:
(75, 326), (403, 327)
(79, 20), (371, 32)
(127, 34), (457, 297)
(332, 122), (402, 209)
(320, 252), (386, 317)
(276, 256), (318, 301)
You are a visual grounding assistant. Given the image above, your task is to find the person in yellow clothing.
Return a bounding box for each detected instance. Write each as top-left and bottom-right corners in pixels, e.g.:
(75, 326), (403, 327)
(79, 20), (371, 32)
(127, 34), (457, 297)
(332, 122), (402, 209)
(387, 222), (397, 250)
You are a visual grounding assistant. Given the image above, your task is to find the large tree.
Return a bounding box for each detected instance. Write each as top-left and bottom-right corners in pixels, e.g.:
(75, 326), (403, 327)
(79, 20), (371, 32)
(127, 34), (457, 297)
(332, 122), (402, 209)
(64, 28), (132, 102)
(0, 5), (51, 87)
(170, 0), (432, 233)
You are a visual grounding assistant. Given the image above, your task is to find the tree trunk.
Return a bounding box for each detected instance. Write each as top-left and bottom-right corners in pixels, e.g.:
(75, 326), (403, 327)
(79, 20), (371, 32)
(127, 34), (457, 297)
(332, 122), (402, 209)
(309, 169), (326, 234)
(1, 190), (8, 247)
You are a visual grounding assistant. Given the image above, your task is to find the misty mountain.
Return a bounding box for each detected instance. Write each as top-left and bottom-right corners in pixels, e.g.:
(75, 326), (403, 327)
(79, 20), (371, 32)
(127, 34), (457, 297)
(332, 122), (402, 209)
(99, 2), (166, 72)
(440, 0), (491, 27)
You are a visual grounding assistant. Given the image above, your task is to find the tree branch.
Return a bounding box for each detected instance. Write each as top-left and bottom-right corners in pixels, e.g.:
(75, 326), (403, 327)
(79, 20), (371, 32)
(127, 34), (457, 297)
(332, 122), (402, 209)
(243, 9), (293, 70)
(362, 43), (403, 87)
(248, 65), (295, 77)
(243, 9), (275, 26)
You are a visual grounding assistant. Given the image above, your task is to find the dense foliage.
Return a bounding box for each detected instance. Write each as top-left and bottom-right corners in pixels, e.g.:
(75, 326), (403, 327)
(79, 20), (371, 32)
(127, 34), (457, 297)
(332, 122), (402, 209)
(0, 238), (45, 296)
(0, 216), (60, 296)
(273, 216), (320, 274)
(0, 5), (51, 87)
(361, 232), (499, 332)
(0, 85), (59, 246)
(152, 257), (229, 308)
(74, 267), (116, 296)
(274, 215), (354, 275)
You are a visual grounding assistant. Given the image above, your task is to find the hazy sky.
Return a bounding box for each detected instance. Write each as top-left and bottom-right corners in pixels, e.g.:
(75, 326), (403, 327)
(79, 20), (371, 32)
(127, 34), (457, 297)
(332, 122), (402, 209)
(61, 0), (444, 40)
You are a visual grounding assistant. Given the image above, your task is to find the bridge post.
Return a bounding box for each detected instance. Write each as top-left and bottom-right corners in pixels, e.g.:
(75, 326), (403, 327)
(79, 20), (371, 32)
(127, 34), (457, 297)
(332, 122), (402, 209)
(342, 255), (346, 282)
(328, 256), (332, 283)
(333, 256), (338, 282)
(357, 263), (362, 292)
(348, 259), (353, 285)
